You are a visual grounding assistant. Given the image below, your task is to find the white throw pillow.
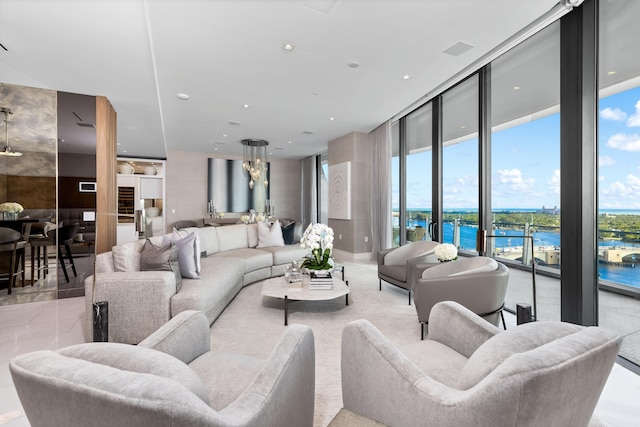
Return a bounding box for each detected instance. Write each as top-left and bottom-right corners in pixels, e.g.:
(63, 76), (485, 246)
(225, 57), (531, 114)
(112, 240), (145, 272)
(256, 220), (285, 248)
(163, 228), (202, 279)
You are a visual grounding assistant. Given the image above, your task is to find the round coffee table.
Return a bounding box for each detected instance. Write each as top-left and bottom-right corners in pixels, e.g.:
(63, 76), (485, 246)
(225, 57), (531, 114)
(261, 275), (350, 325)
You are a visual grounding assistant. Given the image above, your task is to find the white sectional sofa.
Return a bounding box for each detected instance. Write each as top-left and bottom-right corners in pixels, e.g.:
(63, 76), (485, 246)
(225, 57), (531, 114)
(84, 223), (308, 344)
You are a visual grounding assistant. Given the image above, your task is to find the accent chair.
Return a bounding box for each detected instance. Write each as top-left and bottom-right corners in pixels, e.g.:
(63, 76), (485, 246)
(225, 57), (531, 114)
(414, 256), (509, 339)
(10, 310), (316, 427)
(341, 301), (622, 427)
(377, 240), (439, 304)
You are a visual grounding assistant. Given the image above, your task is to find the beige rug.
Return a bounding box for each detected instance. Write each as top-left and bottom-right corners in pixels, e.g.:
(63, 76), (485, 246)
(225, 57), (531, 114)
(208, 260), (420, 427)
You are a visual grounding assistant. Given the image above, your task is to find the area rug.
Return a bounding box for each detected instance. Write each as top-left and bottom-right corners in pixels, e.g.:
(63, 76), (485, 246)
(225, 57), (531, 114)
(208, 260), (419, 427)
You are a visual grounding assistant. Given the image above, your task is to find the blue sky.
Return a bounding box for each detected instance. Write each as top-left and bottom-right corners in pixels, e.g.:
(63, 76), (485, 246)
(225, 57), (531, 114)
(393, 85), (640, 210)
(599, 86), (640, 209)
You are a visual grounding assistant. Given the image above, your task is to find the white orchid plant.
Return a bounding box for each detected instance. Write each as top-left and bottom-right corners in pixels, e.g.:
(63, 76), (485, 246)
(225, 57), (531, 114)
(300, 223), (334, 270)
(0, 202), (24, 213)
(434, 243), (458, 262)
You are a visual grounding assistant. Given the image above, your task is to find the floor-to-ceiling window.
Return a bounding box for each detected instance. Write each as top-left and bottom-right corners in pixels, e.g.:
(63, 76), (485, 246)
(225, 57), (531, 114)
(386, 0), (639, 370)
(442, 75), (479, 252)
(405, 104), (433, 242)
(598, 0), (640, 366)
(490, 22), (561, 320)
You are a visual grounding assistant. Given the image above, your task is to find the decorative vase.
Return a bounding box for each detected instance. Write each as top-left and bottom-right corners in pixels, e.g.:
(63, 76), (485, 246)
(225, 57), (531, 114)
(92, 301), (109, 342)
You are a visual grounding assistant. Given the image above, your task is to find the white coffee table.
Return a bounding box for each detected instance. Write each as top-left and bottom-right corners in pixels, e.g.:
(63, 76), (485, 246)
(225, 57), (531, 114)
(261, 275), (350, 325)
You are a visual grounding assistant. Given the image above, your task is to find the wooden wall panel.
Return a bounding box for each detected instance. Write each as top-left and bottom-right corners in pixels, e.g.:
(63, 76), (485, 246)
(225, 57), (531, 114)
(95, 96), (117, 254)
(7, 176), (56, 208)
(59, 176), (97, 208)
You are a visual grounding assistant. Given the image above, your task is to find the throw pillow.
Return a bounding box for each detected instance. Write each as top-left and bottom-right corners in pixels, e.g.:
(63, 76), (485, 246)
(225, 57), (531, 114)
(247, 223), (259, 248)
(256, 219), (285, 248)
(112, 240), (145, 272)
(139, 239), (182, 290)
(281, 221), (296, 245)
(166, 228), (202, 279)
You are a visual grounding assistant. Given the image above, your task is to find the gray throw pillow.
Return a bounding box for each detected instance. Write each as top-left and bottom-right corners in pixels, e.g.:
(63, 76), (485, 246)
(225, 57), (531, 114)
(281, 221), (296, 245)
(140, 239), (183, 291)
(164, 229), (201, 279)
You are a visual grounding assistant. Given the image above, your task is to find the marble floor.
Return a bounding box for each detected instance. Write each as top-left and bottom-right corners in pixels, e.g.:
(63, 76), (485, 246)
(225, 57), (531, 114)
(0, 290), (639, 426)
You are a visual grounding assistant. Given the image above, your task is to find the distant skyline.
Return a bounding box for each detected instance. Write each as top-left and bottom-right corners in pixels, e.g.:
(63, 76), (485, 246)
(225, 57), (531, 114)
(393, 85), (640, 210)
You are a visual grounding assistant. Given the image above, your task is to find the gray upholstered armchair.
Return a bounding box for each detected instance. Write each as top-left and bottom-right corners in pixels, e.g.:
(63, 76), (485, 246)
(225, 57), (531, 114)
(341, 301), (622, 427)
(10, 310), (315, 427)
(414, 256), (509, 339)
(378, 240), (439, 304)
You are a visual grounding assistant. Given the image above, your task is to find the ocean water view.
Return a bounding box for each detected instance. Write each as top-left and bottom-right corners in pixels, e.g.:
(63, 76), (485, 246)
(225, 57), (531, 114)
(397, 208), (640, 289)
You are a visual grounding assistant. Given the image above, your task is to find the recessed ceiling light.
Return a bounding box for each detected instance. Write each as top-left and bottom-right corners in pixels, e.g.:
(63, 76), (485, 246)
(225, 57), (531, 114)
(283, 43), (295, 51)
(513, 86), (521, 90)
(288, 141), (292, 144)
(243, 104), (250, 108)
(608, 71), (616, 75)
(402, 75), (412, 80)
(347, 62), (360, 68)
(123, 150), (128, 153)
(214, 147), (218, 151)
(460, 125), (466, 129)
(176, 93), (190, 100)
(117, 142), (121, 146)
(329, 117), (335, 121)
(223, 134), (228, 137)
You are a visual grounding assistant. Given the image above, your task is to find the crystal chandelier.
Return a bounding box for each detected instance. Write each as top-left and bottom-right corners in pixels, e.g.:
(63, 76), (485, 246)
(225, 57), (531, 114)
(0, 107), (22, 157)
(241, 138), (269, 189)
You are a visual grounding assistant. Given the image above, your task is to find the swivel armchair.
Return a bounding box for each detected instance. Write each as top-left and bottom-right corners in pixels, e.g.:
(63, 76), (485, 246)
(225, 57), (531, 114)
(414, 256), (509, 339)
(377, 240), (439, 304)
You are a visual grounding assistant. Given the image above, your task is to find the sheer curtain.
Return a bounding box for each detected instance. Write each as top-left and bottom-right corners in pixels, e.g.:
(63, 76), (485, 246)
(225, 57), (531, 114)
(370, 121), (392, 260)
(300, 155), (318, 229)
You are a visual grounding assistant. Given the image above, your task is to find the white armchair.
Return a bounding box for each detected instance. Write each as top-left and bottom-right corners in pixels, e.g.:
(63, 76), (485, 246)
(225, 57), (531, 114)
(377, 240), (439, 304)
(341, 301), (622, 427)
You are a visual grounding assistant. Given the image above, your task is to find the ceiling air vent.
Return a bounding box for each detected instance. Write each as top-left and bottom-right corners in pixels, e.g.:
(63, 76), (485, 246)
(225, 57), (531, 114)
(76, 122), (96, 128)
(443, 41), (474, 57)
(302, 130), (315, 135)
(228, 121), (242, 126)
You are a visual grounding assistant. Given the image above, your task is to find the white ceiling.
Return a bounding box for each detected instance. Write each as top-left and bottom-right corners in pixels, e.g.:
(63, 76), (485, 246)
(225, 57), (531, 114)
(0, 0), (561, 160)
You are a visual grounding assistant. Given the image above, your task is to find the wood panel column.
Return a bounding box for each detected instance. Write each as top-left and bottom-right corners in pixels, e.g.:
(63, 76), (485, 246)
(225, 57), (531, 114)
(95, 96), (117, 254)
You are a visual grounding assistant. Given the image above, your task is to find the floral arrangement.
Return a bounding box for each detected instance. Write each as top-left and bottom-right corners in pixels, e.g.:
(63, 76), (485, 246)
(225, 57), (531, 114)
(300, 223), (334, 271)
(0, 202), (23, 213)
(434, 243), (458, 262)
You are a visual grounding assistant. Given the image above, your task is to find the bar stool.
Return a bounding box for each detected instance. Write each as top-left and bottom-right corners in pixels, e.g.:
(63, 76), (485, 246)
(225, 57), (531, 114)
(49, 223), (79, 283)
(28, 223), (56, 284)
